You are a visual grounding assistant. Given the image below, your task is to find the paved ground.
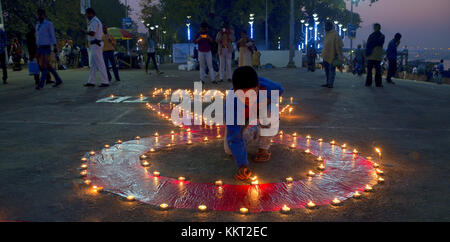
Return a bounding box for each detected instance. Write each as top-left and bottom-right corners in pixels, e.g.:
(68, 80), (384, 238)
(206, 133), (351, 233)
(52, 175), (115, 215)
(0, 65), (449, 222)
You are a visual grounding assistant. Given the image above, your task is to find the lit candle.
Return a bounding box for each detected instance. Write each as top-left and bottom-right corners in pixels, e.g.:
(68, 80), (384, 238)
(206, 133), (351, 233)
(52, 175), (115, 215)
(198, 205), (207, 212)
(160, 203), (169, 210)
(170, 130), (174, 134)
(84, 179), (92, 185)
(203, 137), (209, 142)
(140, 155), (147, 160)
(306, 135), (311, 139)
(166, 144), (172, 148)
(216, 134), (222, 139)
(353, 191), (361, 198)
(376, 169), (384, 175)
(89, 151), (95, 156)
(286, 177), (293, 183)
(154, 132), (159, 137)
(153, 171), (160, 177)
(215, 180), (223, 186)
(304, 149), (311, 153)
(307, 170), (316, 177)
(290, 143), (296, 149)
(136, 136), (141, 140)
(375, 147), (382, 159)
(330, 140), (336, 145)
(187, 140), (193, 145)
(251, 180), (259, 185)
(378, 177), (385, 183)
(178, 177), (186, 182)
(81, 157), (88, 162)
(110, 94), (115, 98)
(141, 160), (150, 167)
(117, 140), (123, 144)
(281, 205), (291, 213)
(341, 143), (347, 149)
(353, 149), (358, 154)
(92, 185), (103, 192)
(149, 148), (156, 153)
(317, 163), (325, 171)
(373, 163), (380, 168)
(126, 195), (135, 201)
(317, 156), (323, 161)
(306, 201), (316, 209)
(240, 207), (248, 214)
(331, 198), (341, 206)
(81, 164), (88, 169)
(279, 131), (284, 136)
(364, 185), (373, 192)
(292, 132), (297, 137)
(80, 170), (87, 177)
(318, 138), (323, 142)
(104, 144), (110, 149)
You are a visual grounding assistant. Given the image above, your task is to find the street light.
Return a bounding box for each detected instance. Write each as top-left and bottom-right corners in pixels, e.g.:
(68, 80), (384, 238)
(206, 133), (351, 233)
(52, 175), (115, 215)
(249, 13), (255, 39)
(305, 23), (309, 47)
(338, 23), (343, 36)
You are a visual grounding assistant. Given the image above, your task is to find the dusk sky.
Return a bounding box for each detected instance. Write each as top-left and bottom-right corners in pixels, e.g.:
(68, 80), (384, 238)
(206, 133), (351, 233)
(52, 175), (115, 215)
(123, 0), (450, 49)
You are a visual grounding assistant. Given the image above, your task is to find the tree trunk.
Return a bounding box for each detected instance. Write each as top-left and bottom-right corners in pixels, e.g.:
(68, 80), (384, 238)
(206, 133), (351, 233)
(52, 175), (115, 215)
(287, 0), (295, 68)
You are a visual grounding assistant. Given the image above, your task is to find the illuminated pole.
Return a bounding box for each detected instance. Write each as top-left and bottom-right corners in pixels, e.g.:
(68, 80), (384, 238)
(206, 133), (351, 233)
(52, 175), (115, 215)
(249, 13), (255, 39)
(186, 15), (191, 57)
(300, 19), (305, 50)
(305, 23), (309, 48)
(265, 0), (268, 49)
(338, 23), (343, 37)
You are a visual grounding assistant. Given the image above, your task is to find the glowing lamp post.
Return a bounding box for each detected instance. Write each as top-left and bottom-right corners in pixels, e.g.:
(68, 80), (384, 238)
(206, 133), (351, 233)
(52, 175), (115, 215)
(249, 13), (255, 39)
(304, 23), (309, 47)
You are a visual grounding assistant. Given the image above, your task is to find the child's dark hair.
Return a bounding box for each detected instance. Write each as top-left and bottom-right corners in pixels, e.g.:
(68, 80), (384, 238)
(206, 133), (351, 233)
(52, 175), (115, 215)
(232, 66), (259, 90)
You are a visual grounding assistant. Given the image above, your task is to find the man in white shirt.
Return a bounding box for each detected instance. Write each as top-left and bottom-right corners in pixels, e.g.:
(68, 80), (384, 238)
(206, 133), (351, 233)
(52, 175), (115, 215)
(84, 8), (109, 87)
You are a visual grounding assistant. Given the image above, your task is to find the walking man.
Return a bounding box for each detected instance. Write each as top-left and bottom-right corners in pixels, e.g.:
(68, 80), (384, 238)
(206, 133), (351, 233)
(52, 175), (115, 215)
(35, 9), (63, 90)
(102, 26), (121, 82)
(0, 27), (8, 84)
(365, 23), (385, 87)
(436, 60), (444, 85)
(145, 33), (162, 75)
(216, 23), (235, 82)
(194, 22), (216, 84)
(386, 33), (402, 85)
(354, 44), (365, 76)
(84, 8), (109, 87)
(321, 21), (343, 88)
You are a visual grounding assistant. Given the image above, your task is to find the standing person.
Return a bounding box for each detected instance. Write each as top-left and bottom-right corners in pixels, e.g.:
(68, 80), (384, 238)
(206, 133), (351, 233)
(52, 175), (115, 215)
(321, 21), (343, 88)
(237, 31), (253, 67)
(194, 22), (216, 84)
(0, 27), (8, 84)
(306, 40), (317, 72)
(365, 23), (385, 87)
(216, 23), (235, 82)
(11, 38), (22, 71)
(354, 44), (365, 76)
(35, 9), (63, 90)
(436, 59), (444, 85)
(25, 24), (40, 85)
(386, 33), (402, 85)
(84, 8), (109, 87)
(252, 46), (261, 70)
(145, 33), (162, 75)
(102, 26), (121, 82)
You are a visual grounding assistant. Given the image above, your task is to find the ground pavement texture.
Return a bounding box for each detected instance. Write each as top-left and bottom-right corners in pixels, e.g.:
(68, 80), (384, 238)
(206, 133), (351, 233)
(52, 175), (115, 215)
(0, 65), (449, 221)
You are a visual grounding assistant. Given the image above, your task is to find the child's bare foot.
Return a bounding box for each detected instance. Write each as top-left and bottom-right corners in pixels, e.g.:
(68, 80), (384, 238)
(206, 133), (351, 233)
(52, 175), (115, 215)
(234, 165), (253, 181)
(253, 149), (271, 163)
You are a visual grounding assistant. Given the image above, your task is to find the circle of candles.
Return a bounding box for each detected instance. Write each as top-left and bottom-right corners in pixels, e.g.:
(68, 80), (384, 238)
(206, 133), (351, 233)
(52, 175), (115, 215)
(304, 149), (311, 154)
(378, 177), (385, 183)
(317, 163), (325, 171)
(364, 185), (373, 192)
(153, 171), (160, 177)
(141, 160), (150, 167)
(117, 140), (123, 144)
(84, 179), (92, 185)
(286, 177), (293, 183)
(353, 191), (362, 198)
(376, 169), (384, 175)
(306, 201), (316, 209)
(281, 205), (291, 214)
(331, 198), (341, 206)
(140, 155), (147, 160)
(81, 157), (88, 162)
(198, 205), (207, 212)
(80, 170), (87, 177)
(307, 170), (316, 177)
(89, 151), (95, 156)
(80, 164), (88, 169)
(126, 195), (135, 201)
(240, 207), (248, 214)
(178, 177), (186, 182)
(215, 180), (223, 186)
(136, 136), (141, 140)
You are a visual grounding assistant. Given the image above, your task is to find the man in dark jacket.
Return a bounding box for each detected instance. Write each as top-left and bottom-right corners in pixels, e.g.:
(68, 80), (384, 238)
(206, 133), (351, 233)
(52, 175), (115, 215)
(365, 23), (385, 87)
(386, 33), (402, 84)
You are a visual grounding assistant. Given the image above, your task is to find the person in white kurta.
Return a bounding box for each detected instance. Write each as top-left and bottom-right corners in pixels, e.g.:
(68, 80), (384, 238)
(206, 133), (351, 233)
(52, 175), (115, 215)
(84, 8), (109, 87)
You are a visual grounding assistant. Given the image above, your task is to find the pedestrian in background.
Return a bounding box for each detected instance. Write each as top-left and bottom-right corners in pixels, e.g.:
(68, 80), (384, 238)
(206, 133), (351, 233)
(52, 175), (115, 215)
(35, 9), (63, 90)
(0, 27), (8, 84)
(84, 8), (109, 87)
(145, 32), (162, 75)
(365, 23), (385, 87)
(252, 46), (261, 70)
(194, 22), (216, 84)
(353, 44), (365, 76)
(11, 38), (22, 71)
(321, 20), (343, 88)
(237, 30), (253, 67)
(306, 40), (317, 72)
(386, 33), (402, 85)
(102, 26), (121, 82)
(216, 23), (235, 82)
(25, 23), (40, 85)
(436, 59), (444, 85)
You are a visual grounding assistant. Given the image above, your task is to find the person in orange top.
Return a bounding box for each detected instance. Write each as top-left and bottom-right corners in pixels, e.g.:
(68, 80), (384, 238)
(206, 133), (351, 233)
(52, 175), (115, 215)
(102, 26), (121, 82)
